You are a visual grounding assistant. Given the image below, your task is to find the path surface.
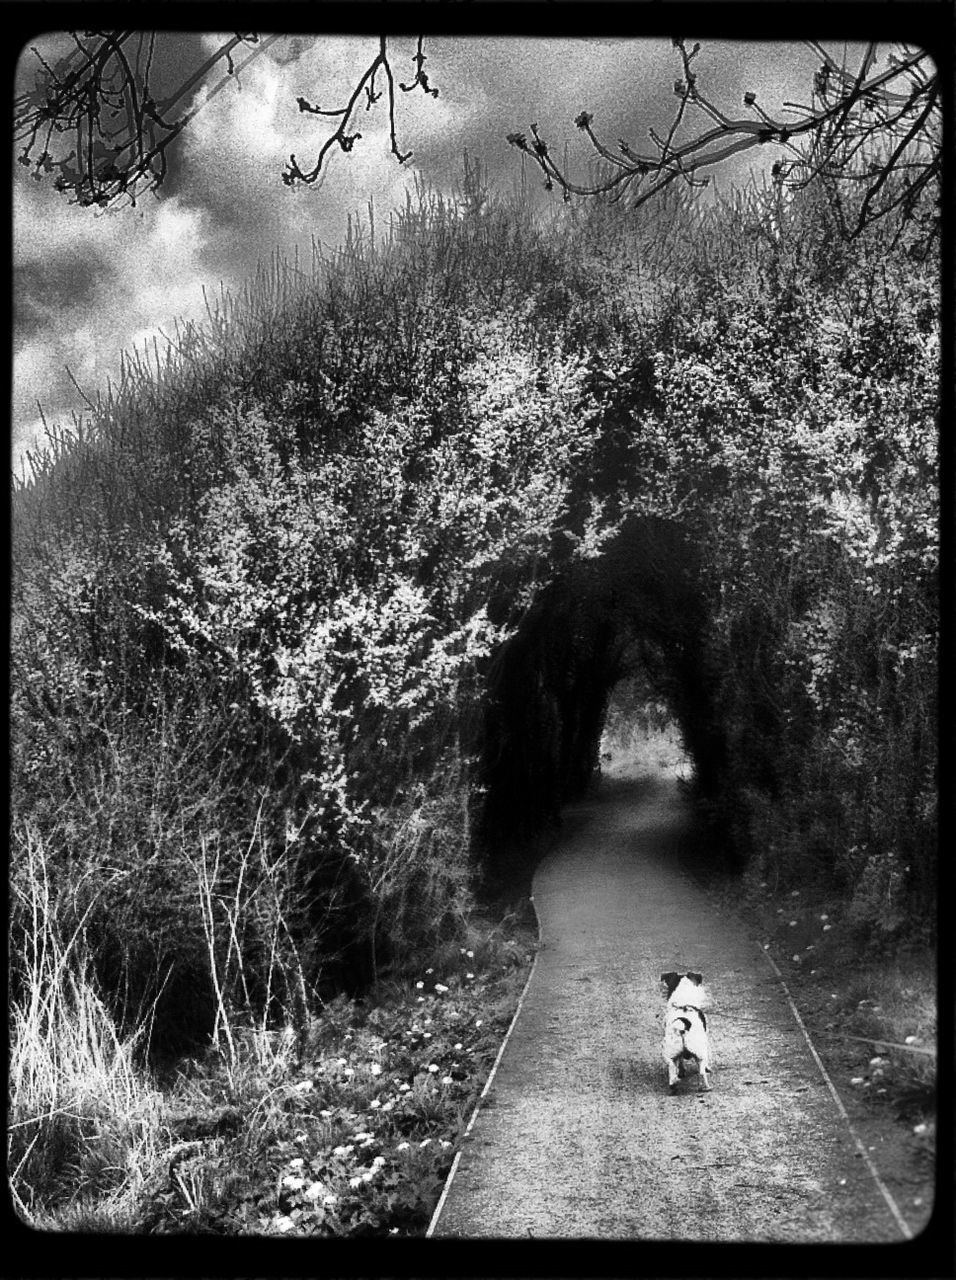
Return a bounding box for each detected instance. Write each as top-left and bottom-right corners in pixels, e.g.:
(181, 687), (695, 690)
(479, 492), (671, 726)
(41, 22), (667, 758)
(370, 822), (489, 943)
(431, 759), (904, 1241)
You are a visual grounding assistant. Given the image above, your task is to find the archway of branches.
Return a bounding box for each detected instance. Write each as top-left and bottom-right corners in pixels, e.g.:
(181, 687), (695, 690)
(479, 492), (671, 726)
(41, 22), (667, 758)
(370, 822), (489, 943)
(478, 514), (731, 877)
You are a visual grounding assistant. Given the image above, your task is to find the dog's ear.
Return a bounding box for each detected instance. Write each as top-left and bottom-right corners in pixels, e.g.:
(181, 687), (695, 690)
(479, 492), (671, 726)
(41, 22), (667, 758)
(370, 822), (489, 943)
(660, 971), (680, 997)
(686, 971), (704, 986)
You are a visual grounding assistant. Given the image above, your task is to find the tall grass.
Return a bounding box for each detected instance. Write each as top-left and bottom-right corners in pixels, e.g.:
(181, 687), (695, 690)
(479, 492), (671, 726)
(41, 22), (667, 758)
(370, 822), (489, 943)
(9, 828), (170, 1227)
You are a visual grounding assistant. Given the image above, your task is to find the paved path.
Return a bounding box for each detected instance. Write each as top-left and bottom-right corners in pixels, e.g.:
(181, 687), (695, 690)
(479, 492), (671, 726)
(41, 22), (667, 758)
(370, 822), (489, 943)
(431, 768), (905, 1241)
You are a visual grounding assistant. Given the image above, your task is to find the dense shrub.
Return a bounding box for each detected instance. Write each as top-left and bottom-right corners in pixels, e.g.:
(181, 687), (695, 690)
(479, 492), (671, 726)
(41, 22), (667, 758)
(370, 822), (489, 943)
(11, 162), (938, 1085)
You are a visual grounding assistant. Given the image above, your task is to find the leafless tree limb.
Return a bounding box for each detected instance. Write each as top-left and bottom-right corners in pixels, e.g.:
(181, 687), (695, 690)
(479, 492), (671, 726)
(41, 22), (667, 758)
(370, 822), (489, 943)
(507, 39), (940, 251)
(14, 32), (279, 209)
(283, 36), (438, 187)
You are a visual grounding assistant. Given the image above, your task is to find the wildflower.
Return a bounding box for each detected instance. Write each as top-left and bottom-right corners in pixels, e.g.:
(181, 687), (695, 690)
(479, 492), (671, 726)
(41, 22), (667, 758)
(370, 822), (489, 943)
(370, 1063), (382, 1075)
(466, 973), (474, 980)
(337, 1057), (348, 1066)
(426, 967), (434, 974)
(319, 1109), (332, 1119)
(475, 1019), (482, 1027)
(442, 1076), (453, 1085)
(819, 913), (829, 921)
(332, 1144), (353, 1156)
(372, 1155), (386, 1168)
(913, 1122), (927, 1135)
(289, 1157), (305, 1169)
(399, 1082), (411, 1092)
(354, 1131), (373, 1141)
(370, 1099), (381, 1109)
(850, 1076), (864, 1085)
(304, 1181), (325, 1201)
(789, 920), (797, 927)
(441, 1140), (452, 1148)
(323, 1193), (337, 1207)
(427, 1063), (439, 1073)
(343, 1067), (354, 1077)
(792, 955), (801, 963)
(295, 1080), (314, 1092)
(390, 1227), (399, 1235)
(869, 1056), (884, 1067)
(349, 1176), (363, 1189)
(905, 1035), (919, 1045)
(416, 981), (424, 989)
(381, 1100), (394, 1112)
(283, 1175), (306, 1190)
(275, 1214), (296, 1233)
(466, 950), (474, 958)
(454, 1042), (463, 1051)
(417, 996), (425, 1003)
(420, 1138), (432, 1148)
(822, 924), (832, 932)
(397, 1141), (410, 1151)
(422, 1031), (432, 1039)
(434, 983), (449, 993)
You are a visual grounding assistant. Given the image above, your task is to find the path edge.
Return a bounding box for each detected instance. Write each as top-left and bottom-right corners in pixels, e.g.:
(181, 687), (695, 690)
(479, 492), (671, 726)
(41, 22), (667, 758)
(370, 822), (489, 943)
(758, 943), (915, 1241)
(425, 892), (543, 1238)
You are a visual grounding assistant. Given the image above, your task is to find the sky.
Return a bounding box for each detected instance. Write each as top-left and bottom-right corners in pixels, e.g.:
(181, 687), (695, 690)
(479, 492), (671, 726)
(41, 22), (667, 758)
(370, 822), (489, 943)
(12, 32), (844, 473)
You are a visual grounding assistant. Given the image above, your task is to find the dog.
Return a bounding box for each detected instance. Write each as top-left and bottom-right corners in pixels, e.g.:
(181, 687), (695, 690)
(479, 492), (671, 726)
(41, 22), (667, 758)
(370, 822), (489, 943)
(660, 970), (712, 1092)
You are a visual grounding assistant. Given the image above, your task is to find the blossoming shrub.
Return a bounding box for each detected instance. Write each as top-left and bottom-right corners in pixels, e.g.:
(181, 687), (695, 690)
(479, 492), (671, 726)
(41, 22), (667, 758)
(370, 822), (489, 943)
(605, 180), (938, 934)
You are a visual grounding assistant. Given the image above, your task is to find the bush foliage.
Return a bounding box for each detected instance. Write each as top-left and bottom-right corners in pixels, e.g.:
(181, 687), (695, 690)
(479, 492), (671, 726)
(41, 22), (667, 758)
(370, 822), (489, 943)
(12, 162), (938, 1081)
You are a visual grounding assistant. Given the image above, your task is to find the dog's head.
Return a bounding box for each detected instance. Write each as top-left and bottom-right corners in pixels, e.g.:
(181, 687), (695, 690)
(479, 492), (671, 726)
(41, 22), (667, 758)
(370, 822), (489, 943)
(660, 970), (704, 1000)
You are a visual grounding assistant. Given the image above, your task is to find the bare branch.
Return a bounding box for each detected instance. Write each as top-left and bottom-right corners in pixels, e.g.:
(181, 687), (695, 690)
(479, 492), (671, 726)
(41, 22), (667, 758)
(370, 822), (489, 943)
(509, 39), (940, 251)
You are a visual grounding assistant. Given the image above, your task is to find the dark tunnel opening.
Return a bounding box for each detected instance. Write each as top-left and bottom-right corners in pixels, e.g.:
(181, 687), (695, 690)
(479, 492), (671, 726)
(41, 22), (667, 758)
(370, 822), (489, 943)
(477, 514), (738, 883)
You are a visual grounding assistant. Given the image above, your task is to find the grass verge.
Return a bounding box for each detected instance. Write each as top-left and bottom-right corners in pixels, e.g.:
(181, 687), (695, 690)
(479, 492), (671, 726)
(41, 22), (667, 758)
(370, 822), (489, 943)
(11, 907), (537, 1236)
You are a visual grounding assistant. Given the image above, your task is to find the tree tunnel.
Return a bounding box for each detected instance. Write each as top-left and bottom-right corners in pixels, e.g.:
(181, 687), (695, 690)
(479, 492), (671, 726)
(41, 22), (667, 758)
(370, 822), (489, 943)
(478, 515), (732, 875)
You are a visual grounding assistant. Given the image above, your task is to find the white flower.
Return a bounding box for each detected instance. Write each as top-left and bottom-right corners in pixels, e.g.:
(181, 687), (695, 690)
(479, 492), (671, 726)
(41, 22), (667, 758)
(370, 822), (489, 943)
(397, 1141), (410, 1151)
(370, 1099), (381, 1109)
(274, 1214), (296, 1233)
(850, 1076), (864, 1085)
(304, 1181), (325, 1201)
(819, 913), (829, 921)
(349, 1176), (363, 1189)
(399, 1082), (411, 1092)
(353, 1131), (373, 1141)
(788, 920), (798, 927)
(332, 1144), (353, 1156)
(913, 1122), (927, 1135)
(442, 1076), (453, 1085)
(427, 1063), (439, 1073)
(369, 1063), (382, 1075)
(822, 924), (832, 932)
(466, 950), (474, 958)
(343, 1066), (354, 1077)
(905, 1035), (919, 1045)
(454, 1042), (463, 1050)
(295, 1079), (313, 1092)
(323, 1193), (337, 1207)
(372, 1155), (386, 1168)
(420, 1138), (432, 1148)
(475, 1019), (482, 1027)
(283, 1175), (306, 1190)
(434, 983), (449, 993)
(289, 1157), (305, 1169)
(319, 1109), (332, 1119)
(466, 972), (475, 980)
(426, 967), (434, 974)
(416, 981), (424, 989)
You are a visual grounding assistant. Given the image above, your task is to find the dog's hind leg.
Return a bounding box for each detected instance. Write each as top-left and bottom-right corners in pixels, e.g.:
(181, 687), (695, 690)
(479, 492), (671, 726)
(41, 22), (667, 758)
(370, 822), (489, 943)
(697, 1052), (712, 1091)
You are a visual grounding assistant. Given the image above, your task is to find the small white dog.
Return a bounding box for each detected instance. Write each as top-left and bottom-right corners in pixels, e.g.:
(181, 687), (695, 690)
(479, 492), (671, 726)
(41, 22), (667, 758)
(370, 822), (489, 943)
(660, 970), (712, 1092)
